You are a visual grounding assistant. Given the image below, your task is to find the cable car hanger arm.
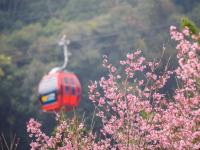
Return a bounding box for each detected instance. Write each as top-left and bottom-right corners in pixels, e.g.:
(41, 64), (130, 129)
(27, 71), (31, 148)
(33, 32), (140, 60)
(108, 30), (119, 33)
(49, 35), (71, 74)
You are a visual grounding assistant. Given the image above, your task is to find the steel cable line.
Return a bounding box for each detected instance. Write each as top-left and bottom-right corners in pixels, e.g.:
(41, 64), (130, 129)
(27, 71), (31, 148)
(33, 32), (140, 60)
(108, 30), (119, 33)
(2, 1), (131, 33)
(13, 32), (171, 64)
(3, 23), (171, 63)
(13, 2), (131, 22)
(13, 41), (136, 64)
(1, 22), (169, 51)
(19, 23), (170, 48)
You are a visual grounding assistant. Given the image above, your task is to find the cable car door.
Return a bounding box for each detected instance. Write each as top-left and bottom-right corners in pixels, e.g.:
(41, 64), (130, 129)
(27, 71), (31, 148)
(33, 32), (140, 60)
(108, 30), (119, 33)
(38, 74), (61, 111)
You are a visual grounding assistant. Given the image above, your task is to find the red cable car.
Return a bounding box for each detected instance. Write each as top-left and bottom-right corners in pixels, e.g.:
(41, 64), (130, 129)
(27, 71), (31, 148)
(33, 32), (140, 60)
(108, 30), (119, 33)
(38, 36), (82, 112)
(38, 71), (82, 112)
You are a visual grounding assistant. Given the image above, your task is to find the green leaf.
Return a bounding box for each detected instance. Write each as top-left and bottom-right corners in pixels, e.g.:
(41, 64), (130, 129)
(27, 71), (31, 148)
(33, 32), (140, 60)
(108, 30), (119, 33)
(180, 17), (199, 35)
(139, 110), (148, 120)
(0, 55), (11, 65)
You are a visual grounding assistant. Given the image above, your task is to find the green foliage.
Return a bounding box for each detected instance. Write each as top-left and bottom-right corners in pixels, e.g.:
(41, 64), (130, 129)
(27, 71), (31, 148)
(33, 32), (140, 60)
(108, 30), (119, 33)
(181, 17), (199, 35)
(0, 55), (11, 65)
(180, 17), (200, 44)
(0, 55), (11, 77)
(139, 110), (154, 121)
(139, 110), (148, 120)
(9, 23), (42, 48)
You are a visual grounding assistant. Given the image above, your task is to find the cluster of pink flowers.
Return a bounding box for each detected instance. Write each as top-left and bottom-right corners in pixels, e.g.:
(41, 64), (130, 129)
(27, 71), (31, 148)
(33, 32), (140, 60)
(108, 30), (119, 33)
(27, 114), (95, 150)
(88, 26), (200, 149)
(27, 26), (200, 149)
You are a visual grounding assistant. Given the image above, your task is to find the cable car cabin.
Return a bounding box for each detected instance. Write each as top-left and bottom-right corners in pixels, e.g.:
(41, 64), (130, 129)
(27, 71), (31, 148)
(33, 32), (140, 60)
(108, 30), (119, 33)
(38, 71), (81, 112)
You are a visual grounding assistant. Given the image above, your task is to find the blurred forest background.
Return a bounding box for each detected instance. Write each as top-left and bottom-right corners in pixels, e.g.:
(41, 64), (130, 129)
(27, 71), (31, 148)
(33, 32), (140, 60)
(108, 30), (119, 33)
(0, 0), (200, 149)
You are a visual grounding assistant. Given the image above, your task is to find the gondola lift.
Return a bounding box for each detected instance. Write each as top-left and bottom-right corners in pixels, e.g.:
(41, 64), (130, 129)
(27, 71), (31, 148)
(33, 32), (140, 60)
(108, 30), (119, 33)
(38, 35), (81, 112)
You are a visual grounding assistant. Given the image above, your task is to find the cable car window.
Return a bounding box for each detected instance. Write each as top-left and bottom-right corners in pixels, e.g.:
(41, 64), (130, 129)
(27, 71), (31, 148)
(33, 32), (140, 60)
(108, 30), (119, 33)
(64, 78), (70, 94)
(64, 78), (68, 85)
(72, 87), (76, 95)
(39, 76), (58, 95)
(77, 88), (80, 97)
(66, 86), (69, 94)
(77, 88), (81, 99)
(71, 79), (76, 87)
